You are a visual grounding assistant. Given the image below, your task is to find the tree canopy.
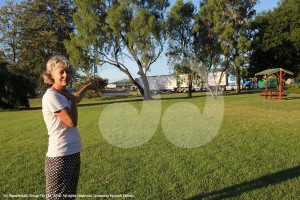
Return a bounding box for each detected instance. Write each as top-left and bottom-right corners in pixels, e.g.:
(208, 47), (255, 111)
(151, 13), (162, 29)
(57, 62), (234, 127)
(250, 0), (300, 78)
(65, 0), (170, 100)
(0, 53), (34, 109)
(0, 0), (75, 90)
(0, 0), (76, 108)
(166, 0), (196, 98)
(198, 0), (257, 94)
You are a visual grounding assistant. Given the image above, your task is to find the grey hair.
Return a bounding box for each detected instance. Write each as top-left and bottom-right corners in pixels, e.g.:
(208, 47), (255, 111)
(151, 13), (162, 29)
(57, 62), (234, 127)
(42, 55), (73, 84)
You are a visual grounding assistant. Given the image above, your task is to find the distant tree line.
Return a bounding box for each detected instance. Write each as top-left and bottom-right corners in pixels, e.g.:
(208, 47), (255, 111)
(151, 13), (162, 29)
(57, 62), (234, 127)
(0, 0), (299, 108)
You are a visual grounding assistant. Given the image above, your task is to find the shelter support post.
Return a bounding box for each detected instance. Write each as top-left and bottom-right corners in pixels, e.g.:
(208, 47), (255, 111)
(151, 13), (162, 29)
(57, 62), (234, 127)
(265, 75), (268, 100)
(279, 69), (282, 100)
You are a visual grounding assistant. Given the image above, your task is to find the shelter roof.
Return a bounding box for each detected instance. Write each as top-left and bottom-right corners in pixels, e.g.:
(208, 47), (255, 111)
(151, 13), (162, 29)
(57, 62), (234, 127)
(255, 68), (294, 76)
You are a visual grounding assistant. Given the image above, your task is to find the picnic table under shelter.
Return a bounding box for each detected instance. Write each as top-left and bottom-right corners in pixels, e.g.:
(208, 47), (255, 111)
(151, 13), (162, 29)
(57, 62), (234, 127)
(255, 68), (294, 100)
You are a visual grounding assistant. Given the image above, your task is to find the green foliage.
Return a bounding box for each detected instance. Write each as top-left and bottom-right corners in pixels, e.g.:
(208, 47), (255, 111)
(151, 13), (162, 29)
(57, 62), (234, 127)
(193, 0), (223, 86)
(287, 83), (300, 94)
(250, 0), (300, 77)
(0, 60), (34, 109)
(166, 0), (195, 62)
(166, 0), (196, 98)
(0, 0), (75, 90)
(198, 0), (257, 93)
(74, 75), (108, 98)
(67, 0), (169, 100)
(0, 2), (21, 61)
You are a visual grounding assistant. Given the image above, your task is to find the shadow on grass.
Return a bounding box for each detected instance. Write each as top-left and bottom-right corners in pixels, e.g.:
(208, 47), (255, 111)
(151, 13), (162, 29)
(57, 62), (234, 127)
(22, 92), (246, 111)
(159, 94), (207, 101)
(160, 90), (263, 100)
(284, 96), (300, 100)
(19, 92), (300, 111)
(186, 165), (300, 200)
(77, 98), (145, 108)
(23, 96), (144, 111)
(222, 89), (265, 96)
(27, 94), (209, 109)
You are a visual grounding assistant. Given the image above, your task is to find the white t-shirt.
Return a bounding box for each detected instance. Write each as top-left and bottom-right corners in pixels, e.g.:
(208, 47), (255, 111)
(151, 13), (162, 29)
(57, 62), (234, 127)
(42, 89), (82, 157)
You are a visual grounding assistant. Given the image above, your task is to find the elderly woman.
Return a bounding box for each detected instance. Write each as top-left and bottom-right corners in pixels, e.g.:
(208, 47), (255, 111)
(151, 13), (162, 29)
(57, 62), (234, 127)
(42, 55), (96, 199)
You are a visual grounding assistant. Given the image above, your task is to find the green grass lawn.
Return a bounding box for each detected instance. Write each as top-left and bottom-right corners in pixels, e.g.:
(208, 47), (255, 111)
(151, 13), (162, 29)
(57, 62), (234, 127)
(1, 92), (299, 199)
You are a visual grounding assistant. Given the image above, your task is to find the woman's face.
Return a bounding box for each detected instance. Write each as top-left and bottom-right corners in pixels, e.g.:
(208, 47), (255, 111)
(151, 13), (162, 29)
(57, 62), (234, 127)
(50, 62), (71, 88)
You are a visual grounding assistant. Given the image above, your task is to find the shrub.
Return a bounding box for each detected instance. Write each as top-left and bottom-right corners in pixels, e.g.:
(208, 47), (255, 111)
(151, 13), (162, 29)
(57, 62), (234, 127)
(287, 83), (300, 94)
(74, 75), (108, 98)
(0, 62), (35, 109)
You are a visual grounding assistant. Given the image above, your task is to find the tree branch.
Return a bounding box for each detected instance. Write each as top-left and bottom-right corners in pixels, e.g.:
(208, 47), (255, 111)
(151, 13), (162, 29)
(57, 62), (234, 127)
(147, 41), (164, 71)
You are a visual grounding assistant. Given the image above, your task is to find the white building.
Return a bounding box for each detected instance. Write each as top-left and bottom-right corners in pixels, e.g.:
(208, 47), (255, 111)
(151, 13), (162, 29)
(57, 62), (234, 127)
(106, 83), (117, 89)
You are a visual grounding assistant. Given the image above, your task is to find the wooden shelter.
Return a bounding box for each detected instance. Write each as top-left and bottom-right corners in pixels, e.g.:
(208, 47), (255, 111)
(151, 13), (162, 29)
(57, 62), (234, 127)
(255, 68), (294, 100)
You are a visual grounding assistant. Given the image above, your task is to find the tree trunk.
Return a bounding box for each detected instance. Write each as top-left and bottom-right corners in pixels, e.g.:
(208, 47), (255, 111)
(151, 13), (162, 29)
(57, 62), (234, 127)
(188, 73), (193, 98)
(119, 68), (145, 97)
(235, 68), (241, 94)
(129, 77), (144, 96)
(205, 71), (217, 100)
(113, 60), (149, 99)
(138, 70), (152, 100)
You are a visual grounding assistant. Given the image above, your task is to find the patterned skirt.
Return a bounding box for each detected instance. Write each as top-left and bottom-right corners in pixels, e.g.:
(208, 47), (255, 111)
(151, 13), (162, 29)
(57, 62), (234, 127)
(45, 153), (80, 200)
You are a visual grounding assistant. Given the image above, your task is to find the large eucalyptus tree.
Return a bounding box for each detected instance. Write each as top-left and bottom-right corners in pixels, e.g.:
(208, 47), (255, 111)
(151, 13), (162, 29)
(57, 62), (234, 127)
(65, 0), (170, 100)
(199, 0), (257, 94)
(166, 0), (196, 98)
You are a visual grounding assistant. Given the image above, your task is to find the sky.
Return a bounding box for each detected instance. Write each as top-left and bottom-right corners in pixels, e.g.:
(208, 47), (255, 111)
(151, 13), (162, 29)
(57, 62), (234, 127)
(0, 0), (280, 82)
